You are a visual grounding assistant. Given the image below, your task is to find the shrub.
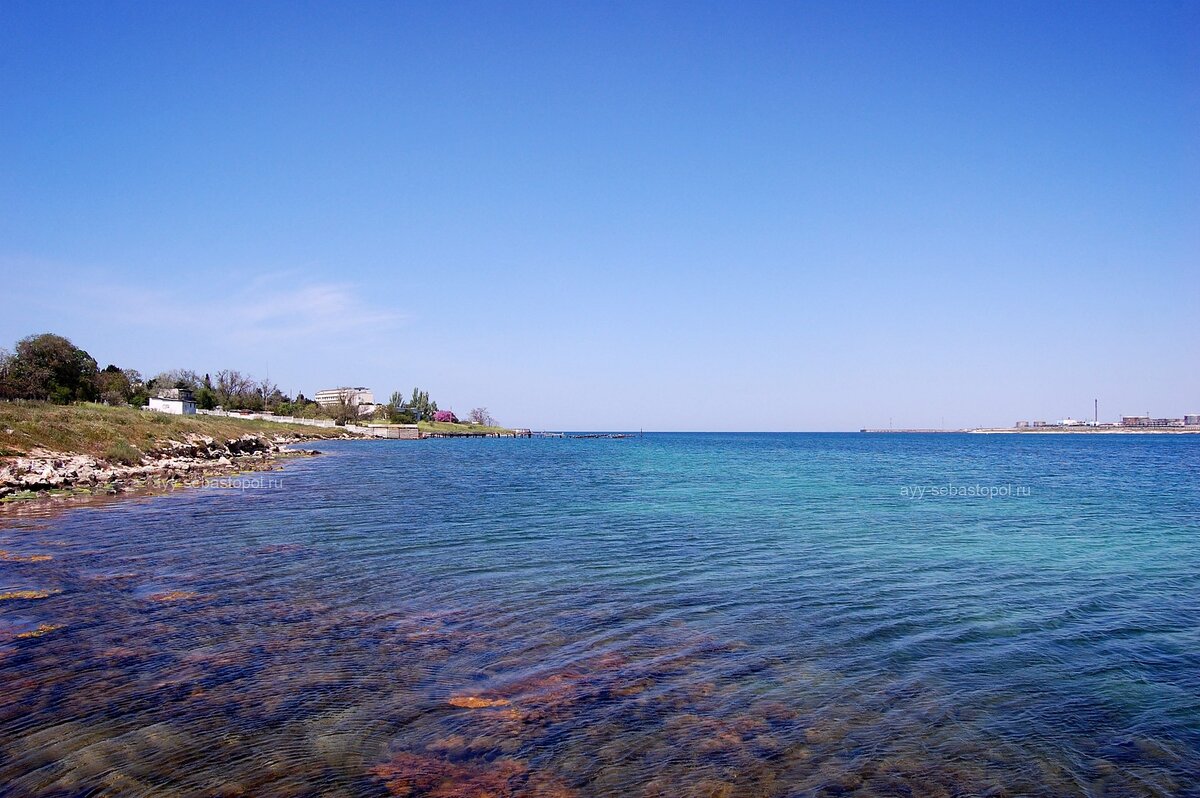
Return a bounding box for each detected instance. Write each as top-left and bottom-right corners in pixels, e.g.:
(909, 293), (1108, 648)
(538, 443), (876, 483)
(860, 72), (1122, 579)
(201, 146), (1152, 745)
(104, 441), (143, 466)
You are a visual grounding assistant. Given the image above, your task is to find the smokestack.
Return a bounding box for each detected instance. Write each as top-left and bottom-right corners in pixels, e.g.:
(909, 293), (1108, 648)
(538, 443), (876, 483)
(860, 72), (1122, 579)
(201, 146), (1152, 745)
(1095, 398), (1098, 424)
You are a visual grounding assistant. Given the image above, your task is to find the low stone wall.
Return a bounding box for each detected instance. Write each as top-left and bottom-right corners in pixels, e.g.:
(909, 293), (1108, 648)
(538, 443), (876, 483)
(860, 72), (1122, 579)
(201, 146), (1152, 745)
(355, 424), (420, 439)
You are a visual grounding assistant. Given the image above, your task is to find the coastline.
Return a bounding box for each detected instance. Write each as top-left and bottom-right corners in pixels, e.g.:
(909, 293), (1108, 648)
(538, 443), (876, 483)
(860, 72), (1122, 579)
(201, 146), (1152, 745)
(0, 431), (330, 511)
(968, 427), (1200, 434)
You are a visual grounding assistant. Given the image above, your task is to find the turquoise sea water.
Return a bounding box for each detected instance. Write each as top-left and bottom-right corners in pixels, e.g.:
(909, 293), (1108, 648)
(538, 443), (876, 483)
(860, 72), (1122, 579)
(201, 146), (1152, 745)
(1, 433), (1198, 796)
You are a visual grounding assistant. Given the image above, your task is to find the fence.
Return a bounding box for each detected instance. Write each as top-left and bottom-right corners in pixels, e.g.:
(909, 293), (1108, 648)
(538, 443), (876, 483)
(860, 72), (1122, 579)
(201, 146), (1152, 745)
(198, 408), (338, 428)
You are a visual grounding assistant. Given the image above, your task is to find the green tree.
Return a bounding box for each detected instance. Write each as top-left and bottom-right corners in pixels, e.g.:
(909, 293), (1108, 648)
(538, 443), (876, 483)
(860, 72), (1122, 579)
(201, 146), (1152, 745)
(194, 385), (218, 410)
(1, 333), (99, 403)
(329, 395), (360, 426)
(407, 388), (438, 421)
(0, 347), (13, 400)
(386, 391), (415, 423)
(96, 365), (133, 405)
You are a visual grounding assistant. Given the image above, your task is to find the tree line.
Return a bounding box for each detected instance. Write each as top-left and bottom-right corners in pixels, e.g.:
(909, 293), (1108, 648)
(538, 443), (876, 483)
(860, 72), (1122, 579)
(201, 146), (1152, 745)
(0, 333), (283, 410)
(0, 332), (499, 427)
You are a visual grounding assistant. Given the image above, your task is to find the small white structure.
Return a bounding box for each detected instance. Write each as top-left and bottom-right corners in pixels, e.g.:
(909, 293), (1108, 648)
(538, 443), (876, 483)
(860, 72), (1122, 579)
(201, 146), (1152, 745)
(148, 387), (197, 415)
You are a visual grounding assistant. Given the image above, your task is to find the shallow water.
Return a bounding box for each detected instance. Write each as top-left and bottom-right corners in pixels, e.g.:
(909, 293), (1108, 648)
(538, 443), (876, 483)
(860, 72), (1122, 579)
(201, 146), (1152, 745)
(1, 433), (1198, 797)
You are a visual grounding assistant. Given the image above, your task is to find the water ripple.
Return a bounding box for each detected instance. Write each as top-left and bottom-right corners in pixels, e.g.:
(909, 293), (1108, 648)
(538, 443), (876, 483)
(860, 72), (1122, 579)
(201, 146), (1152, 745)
(1, 433), (1198, 796)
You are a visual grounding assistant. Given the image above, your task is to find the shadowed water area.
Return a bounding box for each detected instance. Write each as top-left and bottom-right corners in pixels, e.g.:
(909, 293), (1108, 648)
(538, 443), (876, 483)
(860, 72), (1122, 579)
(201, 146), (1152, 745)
(1, 433), (1198, 797)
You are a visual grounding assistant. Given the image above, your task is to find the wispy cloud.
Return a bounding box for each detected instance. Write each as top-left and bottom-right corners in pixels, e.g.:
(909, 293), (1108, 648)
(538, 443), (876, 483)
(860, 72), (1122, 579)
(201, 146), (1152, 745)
(4, 258), (406, 343)
(165, 279), (404, 341)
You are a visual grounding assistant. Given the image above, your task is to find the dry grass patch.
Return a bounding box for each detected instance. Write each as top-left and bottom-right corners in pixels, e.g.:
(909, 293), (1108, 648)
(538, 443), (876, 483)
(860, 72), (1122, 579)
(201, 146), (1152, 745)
(0, 402), (349, 461)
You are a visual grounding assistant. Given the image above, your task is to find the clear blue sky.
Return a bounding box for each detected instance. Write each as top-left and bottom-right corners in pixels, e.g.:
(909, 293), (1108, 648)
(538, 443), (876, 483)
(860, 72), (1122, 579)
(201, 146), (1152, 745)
(2, 1), (1197, 430)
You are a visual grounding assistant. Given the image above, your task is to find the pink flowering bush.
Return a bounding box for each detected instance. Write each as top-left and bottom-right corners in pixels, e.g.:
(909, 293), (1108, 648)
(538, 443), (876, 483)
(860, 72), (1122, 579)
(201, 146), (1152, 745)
(433, 410), (457, 423)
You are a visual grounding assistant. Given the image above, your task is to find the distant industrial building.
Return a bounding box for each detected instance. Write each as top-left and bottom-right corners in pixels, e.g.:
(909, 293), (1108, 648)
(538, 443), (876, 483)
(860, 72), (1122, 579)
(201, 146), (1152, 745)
(147, 387), (197, 415)
(1121, 415), (1192, 428)
(996, 408), (1199, 432)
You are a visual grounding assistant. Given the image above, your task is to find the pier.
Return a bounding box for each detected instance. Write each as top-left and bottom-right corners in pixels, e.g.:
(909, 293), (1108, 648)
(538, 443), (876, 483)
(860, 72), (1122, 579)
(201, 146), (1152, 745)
(859, 428), (965, 433)
(421, 428), (533, 439)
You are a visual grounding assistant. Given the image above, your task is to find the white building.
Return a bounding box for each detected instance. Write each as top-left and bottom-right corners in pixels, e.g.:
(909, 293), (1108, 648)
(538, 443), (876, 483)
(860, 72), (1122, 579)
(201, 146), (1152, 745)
(147, 387), (197, 415)
(314, 387), (376, 415)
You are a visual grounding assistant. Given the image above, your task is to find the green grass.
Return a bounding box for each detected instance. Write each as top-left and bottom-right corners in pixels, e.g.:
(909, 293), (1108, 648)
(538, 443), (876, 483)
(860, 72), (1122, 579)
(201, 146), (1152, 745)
(0, 402), (351, 462)
(417, 420), (515, 435)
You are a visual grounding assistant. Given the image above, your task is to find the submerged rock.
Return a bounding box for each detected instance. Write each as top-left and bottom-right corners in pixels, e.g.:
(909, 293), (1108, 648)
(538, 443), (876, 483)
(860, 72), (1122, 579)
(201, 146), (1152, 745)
(15, 623), (63, 639)
(447, 696), (511, 709)
(370, 751), (576, 797)
(0, 550), (53, 562)
(0, 589), (60, 601)
(147, 590), (201, 602)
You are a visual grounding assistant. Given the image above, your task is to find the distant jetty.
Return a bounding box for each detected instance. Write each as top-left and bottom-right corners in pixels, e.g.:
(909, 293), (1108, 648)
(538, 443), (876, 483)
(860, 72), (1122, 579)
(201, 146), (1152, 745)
(860, 428), (966, 433)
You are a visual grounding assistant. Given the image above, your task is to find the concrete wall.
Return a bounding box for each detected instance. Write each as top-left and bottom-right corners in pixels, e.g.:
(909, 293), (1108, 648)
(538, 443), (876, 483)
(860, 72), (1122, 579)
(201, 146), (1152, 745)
(198, 408), (337, 427)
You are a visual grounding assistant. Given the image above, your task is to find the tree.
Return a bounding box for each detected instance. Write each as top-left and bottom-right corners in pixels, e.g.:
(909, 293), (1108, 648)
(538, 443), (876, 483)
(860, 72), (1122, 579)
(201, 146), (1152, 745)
(96, 365), (133, 405)
(148, 369), (201, 392)
(194, 385), (217, 410)
(0, 347), (13, 400)
(291, 393), (322, 418)
(263, 386), (288, 412)
(124, 369), (150, 406)
(329, 394), (360, 426)
(467, 407), (496, 426)
(386, 391), (415, 424)
(214, 369), (258, 409)
(407, 388), (438, 422)
(0, 333), (99, 403)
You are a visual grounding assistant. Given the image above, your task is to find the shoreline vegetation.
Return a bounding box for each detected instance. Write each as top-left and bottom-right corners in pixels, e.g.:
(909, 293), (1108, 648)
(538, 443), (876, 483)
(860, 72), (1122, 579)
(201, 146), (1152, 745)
(0, 331), (516, 433)
(0, 330), (523, 506)
(0, 402), (356, 505)
(0, 403), (526, 506)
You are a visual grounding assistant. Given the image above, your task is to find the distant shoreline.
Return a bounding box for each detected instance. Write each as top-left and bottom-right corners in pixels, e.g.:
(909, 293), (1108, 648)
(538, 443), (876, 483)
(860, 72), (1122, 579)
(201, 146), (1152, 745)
(968, 427), (1200, 434)
(861, 427), (1200, 434)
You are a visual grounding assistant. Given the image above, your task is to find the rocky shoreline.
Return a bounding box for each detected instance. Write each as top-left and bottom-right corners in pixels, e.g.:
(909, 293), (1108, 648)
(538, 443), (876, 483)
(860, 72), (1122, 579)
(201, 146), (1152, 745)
(0, 432), (327, 502)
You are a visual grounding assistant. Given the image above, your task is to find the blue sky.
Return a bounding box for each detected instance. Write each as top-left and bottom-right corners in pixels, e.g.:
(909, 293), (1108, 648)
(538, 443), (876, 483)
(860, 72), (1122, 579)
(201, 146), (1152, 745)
(2, 1), (1197, 430)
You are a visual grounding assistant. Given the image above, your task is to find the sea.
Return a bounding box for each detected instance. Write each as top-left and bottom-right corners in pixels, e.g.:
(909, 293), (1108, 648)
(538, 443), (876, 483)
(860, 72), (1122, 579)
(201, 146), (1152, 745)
(1, 433), (1197, 796)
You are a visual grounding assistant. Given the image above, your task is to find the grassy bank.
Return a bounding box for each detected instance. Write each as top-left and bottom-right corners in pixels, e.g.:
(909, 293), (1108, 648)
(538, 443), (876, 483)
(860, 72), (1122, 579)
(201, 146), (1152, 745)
(417, 420), (515, 436)
(0, 402), (352, 461)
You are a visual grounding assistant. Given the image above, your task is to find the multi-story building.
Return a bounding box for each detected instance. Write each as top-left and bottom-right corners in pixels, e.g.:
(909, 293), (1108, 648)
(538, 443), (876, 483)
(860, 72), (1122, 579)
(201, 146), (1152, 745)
(314, 387), (375, 408)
